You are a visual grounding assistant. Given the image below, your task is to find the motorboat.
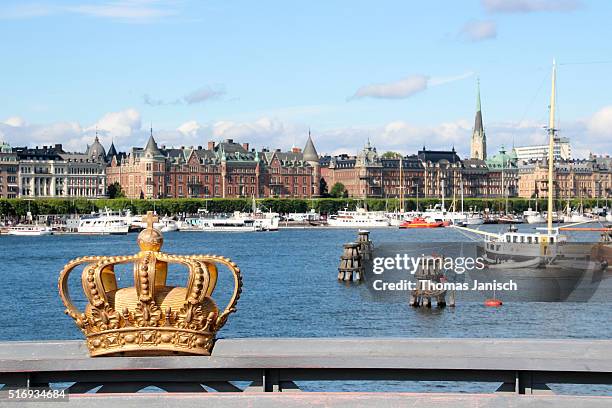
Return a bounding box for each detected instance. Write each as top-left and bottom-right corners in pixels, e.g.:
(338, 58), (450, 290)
(399, 217), (446, 229)
(524, 208), (545, 224)
(423, 204), (483, 226)
(199, 213), (258, 232)
(497, 214), (523, 224)
(7, 225), (53, 236)
(77, 208), (129, 235)
(327, 207), (390, 227)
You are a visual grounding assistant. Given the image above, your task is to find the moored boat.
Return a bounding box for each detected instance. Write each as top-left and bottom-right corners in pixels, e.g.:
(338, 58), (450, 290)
(7, 225), (53, 236)
(399, 217), (446, 229)
(77, 208), (129, 235)
(327, 207), (390, 228)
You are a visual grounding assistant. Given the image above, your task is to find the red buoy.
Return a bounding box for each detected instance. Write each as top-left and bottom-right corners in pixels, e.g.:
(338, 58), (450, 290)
(484, 298), (503, 307)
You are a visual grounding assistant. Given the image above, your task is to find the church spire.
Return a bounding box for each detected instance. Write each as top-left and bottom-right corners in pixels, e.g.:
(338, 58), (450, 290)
(470, 77), (487, 160)
(476, 77), (481, 113)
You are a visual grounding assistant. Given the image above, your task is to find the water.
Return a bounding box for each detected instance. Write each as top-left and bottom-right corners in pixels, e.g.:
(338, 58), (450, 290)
(1, 225), (610, 393)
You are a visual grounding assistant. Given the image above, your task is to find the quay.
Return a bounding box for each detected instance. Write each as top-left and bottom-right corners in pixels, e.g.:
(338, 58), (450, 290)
(1, 338), (611, 406)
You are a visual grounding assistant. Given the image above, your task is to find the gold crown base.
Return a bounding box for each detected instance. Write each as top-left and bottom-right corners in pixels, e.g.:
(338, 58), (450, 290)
(86, 327), (215, 357)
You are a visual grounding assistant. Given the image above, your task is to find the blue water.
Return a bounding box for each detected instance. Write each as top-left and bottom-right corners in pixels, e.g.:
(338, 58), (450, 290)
(0, 225), (610, 393)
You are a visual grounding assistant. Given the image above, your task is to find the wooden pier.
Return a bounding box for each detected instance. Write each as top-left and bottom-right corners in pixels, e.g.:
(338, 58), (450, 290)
(0, 338), (611, 406)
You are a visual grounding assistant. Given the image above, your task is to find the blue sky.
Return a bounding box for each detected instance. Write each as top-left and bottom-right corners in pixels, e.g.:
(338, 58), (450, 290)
(1, 0), (611, 158)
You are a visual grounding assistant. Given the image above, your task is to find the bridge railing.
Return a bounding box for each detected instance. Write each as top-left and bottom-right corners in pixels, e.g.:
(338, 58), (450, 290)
(0, 338), (610, 396)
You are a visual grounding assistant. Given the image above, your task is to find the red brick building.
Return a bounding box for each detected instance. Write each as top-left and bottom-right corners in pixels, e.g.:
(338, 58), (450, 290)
(106, 133), (321, 199)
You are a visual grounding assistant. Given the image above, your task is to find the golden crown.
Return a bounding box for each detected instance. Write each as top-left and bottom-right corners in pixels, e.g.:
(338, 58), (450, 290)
(58, 211), (242, 357)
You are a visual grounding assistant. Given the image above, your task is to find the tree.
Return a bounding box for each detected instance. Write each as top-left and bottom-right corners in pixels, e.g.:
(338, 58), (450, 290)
(107, 182), (126, 199)
(382, 151), (402, 159)
(319, 178), (329, 197)
(330, 182), (347, 198)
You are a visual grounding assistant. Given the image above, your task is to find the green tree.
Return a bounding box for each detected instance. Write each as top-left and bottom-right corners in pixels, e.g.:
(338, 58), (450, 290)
(330, 182), (347, 198)
(107, 182), (126, 199)
(382, 151), (402, 158)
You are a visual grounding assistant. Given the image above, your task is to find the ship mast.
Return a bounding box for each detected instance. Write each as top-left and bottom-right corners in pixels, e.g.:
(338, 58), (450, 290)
(547, 59), (557, 234)
(399, 155), (405, 213)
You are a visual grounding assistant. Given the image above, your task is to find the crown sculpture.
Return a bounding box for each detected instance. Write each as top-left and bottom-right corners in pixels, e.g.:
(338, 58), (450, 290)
(58, 212), (242, 357)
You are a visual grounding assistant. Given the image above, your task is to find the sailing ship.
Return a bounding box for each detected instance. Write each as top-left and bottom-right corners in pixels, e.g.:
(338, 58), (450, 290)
(458, 60), (602, 268)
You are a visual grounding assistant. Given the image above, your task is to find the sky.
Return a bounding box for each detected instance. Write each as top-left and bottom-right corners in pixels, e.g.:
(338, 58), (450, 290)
(1, 0), (611, 159)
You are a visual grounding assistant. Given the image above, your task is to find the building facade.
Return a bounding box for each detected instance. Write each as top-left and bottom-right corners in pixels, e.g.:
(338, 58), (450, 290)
(517, 155), (612, 199)
(12, 137), (108, 199)
(320, 142), (497, 200)
(513, 137), (572, 162)
(0, 140), (19, 198)
(106, 134), (320, 199)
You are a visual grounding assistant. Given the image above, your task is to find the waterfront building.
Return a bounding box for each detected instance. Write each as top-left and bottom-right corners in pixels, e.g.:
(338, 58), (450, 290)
(106, 133), (320, 199)
(513, 137), (572, 162)
(320, 142), (468, 199)
(13, 136), (108, 199)
(484, 146), (519, 197)
(0, 140), (19, 198)
(470, 79), (487, 160)
(517, 155), (612, 199)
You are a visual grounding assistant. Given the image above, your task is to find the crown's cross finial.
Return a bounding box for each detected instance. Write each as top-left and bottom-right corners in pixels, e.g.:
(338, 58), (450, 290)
(143, 211), (158, 230)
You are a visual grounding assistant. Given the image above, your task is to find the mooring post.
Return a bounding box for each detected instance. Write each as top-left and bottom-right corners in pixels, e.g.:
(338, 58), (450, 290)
(338, 242), (364, 282)
(357, 230), (373, 260)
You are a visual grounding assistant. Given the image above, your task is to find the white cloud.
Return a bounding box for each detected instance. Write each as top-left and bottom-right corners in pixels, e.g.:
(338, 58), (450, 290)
(0, 109), (143, 152)
(184, 86), (226, 104)
(2, 107), (612, 159)
(143, 85), (226, 106)
(482, 0), (582, 13)
(587, 106), (612, 135)
(350, 72), (474, 101)
(460, 20), (497, 42)
(89, 108), (141, 138)
(350, 75), (429, 100)
(3, 116), (27, 127)
(0, 1), (180, 22)
(177, 120), (203, 137)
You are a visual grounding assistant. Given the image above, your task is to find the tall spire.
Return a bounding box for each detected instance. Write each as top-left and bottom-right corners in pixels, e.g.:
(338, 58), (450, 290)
(470, 77), (486, 160)
(476, 77), (481, 113)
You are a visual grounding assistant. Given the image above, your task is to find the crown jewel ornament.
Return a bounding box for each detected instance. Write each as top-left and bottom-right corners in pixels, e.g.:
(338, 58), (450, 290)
(58, 211), (242, 356)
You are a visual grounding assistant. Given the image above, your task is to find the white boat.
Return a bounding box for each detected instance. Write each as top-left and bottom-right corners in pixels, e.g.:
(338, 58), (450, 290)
(286, 210), (321, 222)
(199, 213), (258, 232)
(327, 207), (390, 227)
(464, 213), (485, 225)
(77, 208), (129, 235)
(422, 205), (483, 226)
(245, 212), (280, 231)
(7, 225), (53, 236)
(607, 213), (612, 222)
(177, 217), (205, 231)
(135, 216), (179, 232)
(385, 211), (421, 226)
(562, 211), (593, 223)
(524, 208), (545, 224)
